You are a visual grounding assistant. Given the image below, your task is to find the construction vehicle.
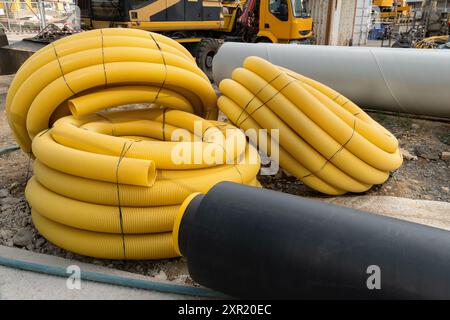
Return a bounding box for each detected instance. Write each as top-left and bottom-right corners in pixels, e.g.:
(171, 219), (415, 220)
(0, 0), (314, 78)
(385, 0), (450, 48)
(370, 0), (412, 41)
(76, 0), (313, 77)
(76, 0), (313, 42)
(372, 0), (412, 22)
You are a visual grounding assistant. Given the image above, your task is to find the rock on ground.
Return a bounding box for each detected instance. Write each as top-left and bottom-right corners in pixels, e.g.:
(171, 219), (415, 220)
(12, 228), (34, 247)
(400, 148), (417, 161)
(442, 151), (450, 161)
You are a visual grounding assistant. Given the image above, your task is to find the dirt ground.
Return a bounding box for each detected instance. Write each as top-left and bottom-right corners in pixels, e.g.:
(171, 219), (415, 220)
(0, 73), (449, 282)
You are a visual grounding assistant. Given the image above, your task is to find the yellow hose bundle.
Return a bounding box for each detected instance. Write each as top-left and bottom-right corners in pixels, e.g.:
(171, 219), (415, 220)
(5, 28), (218, 154)
(5, 29), (261, 259)
(218, 56), (403, 195)
(414, 35), (449, 49)
(26, 109), (260, 259)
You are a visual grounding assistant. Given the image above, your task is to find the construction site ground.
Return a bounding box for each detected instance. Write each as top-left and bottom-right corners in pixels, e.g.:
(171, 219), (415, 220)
(1, 70), (449, 290)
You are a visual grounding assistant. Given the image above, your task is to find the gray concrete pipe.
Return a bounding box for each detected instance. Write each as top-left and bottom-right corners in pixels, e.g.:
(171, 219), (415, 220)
(212, 43), (450, 119)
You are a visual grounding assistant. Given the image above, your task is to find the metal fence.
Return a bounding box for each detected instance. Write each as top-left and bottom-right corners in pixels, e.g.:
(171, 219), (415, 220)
(0, 0), (79, 33)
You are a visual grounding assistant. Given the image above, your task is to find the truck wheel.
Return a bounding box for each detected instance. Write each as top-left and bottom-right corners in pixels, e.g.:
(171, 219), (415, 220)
(196, 38), (221, 81)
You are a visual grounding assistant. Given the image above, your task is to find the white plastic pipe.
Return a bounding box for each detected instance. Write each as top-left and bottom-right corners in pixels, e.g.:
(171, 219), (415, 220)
(213, 43), (450, 118)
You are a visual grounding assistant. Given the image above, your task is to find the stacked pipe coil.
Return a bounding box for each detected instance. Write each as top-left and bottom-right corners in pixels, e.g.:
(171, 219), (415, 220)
(218, 57), (403, 195)
(6, 28), (218, 153)
(6, 29), (260, 259)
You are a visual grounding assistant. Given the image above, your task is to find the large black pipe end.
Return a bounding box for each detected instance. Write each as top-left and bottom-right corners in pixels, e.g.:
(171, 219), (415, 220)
(177, 182), (450, 299)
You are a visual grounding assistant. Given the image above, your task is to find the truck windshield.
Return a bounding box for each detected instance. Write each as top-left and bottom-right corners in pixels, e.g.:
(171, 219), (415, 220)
(291, 0), (309, 18)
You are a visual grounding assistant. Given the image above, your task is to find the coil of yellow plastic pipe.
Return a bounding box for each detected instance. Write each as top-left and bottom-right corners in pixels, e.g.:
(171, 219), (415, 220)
(218, 56), (403, 195)
(6, 28), (218, 154)
(6, 29), (261, 259)
(26, 109), (260, 259)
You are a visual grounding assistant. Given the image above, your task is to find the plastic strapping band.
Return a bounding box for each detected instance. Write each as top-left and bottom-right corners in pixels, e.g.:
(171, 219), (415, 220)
(24, 151), (33, 215)
(237, 77), (297, 127)
(95, 112), (113, 123)
(333, 94), (341, 101)
(235, 72), (284, 126)
(234, 163), (244, 184)
(25, 151), (32, 182)
(301, 118), (357, 180)
(341, 100), (350, 107)
(51, 43), (75, 95)
(100, 29), (108, 87)
(115, 141), (137, 259)
(149, 33), (167, 103)
(95, 113), (116, 136)
(37, 128), (51, 137)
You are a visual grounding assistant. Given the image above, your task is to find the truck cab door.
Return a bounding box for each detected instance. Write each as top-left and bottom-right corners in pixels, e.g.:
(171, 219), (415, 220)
(259, 0), (292, 42)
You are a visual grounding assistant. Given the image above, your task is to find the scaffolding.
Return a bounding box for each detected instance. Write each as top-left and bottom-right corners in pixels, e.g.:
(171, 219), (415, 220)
(0, 0), (79, 33)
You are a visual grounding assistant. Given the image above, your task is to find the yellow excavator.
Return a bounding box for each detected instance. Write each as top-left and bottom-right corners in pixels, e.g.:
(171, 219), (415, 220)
(77, 0), (313, 77)
(372, 0), (411, 22)
(1, 0), (314, 78)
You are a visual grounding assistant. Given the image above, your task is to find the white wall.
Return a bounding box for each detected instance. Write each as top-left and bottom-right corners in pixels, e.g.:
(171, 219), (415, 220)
(310, 0), (358, 46)
(309, 0), (330, 45)
(352, 0), (372, 46)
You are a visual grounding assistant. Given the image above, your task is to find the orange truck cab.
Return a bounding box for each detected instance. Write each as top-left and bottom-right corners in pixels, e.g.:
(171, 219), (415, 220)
(257, 0), (313, 43)
(239, 0), (313, 43)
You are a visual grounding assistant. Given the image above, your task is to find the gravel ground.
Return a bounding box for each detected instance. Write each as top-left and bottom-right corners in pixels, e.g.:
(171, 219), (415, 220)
(1, 73), (449, 282)
(259, 112), (450, 202)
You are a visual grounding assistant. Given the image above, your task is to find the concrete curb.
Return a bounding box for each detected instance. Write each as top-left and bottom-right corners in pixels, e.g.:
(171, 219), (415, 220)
(0, 245), (219, 299)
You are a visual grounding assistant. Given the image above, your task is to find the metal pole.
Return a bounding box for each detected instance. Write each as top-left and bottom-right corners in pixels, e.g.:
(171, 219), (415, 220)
(424, 0), (434, 35)
(3, 0), (11, 31)
(17, 0), (22, 34)
(359, 0), (367, 46)
(37, 0), (46, 30)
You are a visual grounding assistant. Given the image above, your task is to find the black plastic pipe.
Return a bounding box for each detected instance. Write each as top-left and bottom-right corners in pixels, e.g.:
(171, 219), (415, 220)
(177, 182), (450, 299)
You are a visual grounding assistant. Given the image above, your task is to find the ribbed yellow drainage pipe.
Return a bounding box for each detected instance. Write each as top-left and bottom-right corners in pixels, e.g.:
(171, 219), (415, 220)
(6, 28), (217, 154)
(25, 109), (260, 259)
(218, 57), (402, 195)
(5, 30), (261, 259)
